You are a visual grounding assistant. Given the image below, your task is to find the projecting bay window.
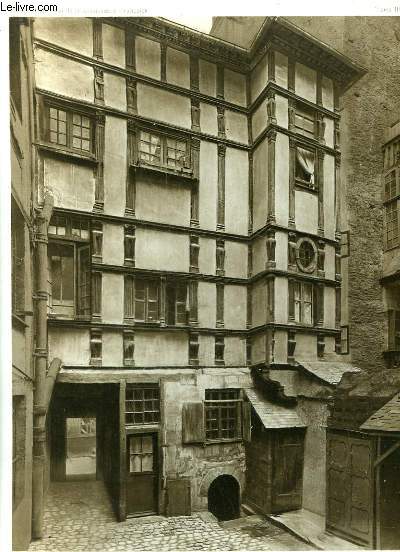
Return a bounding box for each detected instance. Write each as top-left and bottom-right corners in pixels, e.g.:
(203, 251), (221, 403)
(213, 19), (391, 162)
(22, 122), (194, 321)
(296, 147), (316, 191)
(137, 129), (191, 174)
(289, 279), (324, 327)
(124, 276), (160, 323)
(166, 282), (188, 326)
(48, 242), (91, 318)
(45, 105), (94, 155)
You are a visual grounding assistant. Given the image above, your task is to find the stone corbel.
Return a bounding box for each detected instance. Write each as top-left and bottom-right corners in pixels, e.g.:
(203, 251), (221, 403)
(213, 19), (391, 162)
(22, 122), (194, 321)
(265, 230), (276, 269)
(127, 77), (137, 115)
(94, 68), (104, 105)
(316, 113), (326, 144)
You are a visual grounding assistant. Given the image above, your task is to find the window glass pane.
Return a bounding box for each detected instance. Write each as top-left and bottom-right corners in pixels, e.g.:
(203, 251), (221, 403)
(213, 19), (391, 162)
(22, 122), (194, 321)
(62, 256), (74, 300)
(130, 436), (142, 454)
(51, 257), (61, 300)
(303, 302), (312, 324)
(142, 435), (153, 453)
(129, 455), (141, 473)
(135, 301), (145, 321)
(142, 454), (153, 472)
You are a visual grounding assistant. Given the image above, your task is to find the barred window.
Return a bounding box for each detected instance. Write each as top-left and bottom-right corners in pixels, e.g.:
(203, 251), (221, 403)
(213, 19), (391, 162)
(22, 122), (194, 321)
(125, 385), (160, 425)
(205, 389), (241, 441)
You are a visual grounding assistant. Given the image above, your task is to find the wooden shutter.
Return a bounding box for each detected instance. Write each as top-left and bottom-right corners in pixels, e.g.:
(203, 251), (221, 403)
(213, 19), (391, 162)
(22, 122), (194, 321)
(182, 402), (205, 444)
(167, 479), (191, 516)
(272, 429), (304, 513)
(124, 276), (135, 319)
(242, 401), (251, 443)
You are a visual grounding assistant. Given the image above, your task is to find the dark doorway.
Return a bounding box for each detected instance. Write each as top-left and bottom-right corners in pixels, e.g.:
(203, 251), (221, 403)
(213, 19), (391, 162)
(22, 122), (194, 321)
(379, 439), (400, 550)
(208, 475), (240, 521)
(126, 432), (158, 517)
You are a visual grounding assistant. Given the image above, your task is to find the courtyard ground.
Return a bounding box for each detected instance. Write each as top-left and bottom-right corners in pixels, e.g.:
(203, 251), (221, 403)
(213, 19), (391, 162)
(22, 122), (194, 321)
(28, 481), (313, 551)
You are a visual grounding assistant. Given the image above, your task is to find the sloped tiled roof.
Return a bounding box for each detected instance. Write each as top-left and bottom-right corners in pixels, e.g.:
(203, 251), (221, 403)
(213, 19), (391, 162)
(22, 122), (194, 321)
(299, 361), (361, 386)
(360, 392), (400, 432)
(246, 389), (306, 429)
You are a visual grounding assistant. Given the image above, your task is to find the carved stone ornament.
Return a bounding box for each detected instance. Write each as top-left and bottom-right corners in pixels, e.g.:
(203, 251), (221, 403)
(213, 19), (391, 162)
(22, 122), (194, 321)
(296, 237), (317, 274)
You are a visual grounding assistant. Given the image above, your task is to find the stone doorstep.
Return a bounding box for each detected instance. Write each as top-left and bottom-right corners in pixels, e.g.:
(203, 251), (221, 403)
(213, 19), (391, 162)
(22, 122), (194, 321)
(265, 509), (365, 551)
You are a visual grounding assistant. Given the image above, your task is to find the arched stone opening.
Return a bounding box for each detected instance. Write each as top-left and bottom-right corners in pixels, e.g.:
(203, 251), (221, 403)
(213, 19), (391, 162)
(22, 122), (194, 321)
(207, 474), (240, 521)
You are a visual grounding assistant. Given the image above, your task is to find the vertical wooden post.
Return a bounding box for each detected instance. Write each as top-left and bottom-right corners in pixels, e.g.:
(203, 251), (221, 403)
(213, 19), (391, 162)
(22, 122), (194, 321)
(217, 144), (226, 230)
(118, 380), (126, 522)
(267, 130), (276, 224)
(317, 149), (325, 237)
(375, 436), (381, 550)
(289, 138), (296, 228)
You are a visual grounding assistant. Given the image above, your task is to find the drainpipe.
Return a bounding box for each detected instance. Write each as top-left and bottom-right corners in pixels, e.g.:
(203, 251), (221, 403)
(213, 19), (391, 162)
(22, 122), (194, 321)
(32, 192), (61, 539)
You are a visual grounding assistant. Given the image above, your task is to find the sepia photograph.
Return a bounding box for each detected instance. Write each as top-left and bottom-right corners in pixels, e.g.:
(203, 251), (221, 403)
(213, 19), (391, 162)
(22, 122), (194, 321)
(7, 9), (400, 552)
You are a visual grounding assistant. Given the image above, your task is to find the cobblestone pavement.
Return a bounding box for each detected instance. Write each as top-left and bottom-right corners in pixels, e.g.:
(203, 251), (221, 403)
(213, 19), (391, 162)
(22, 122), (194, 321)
(29, 481), (313, 552)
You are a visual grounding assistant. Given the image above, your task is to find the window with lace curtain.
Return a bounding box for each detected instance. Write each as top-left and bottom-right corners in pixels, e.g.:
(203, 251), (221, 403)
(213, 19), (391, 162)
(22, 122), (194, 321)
(138, 129), (190, 172)
(295, 147), (316, 191)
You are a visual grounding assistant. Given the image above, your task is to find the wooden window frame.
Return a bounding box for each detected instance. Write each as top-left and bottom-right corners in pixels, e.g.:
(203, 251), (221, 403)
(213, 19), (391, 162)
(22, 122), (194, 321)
(204, 389), (242, 442)
(136, 128), (192, 175)
(125, 277), (160, 323)
(385, 199), (399, 250)
(44, 102), (95, 157)
(166, 281), (188, 326)
(294, 104), (316, 140)
(295, 145), (317, 192)
(289, 279), (314, 326)
(125, 385), (160, 426)
(388, 310), (400, 351)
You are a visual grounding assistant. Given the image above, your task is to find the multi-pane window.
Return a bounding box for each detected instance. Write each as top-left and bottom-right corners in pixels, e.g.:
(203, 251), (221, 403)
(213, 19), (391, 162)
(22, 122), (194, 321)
(215, 336), (225, 365)
(138, 130), (189, 171)
(47, 105), (93, 153)
(48, 215), (89, 240)
(124, 226), (136, 265)
(123, 331), (135, 366)
(128, 434), (154, 473)
(289, 281), (313, 325)
(166, 282), (188, 325)
(295, 106), (315, 139)
(125, 385), (160, 425)
(125, 277), (160, 322)
(205, 389), (241, 441)
(385, 201), (399, 249)
(385, 170), (397, 201)
(11, 200), (25, 314)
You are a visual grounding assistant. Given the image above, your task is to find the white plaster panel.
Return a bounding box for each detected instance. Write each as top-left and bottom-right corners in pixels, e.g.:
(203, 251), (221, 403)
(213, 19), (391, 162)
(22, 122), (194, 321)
(135, 331), (188, 367)
(224, 69), (247, 106)
(274, 276), (288, 324)
(102, 273), (124, 324)
(135, 36), (161, 79)
(295, 62), (317, 103)
(137, 83), (191, 129)
(135, 174), (191, 226)
(225, 148), (249, 235)
(34, 48), (93, 102)
(166, 47), (190, 88)
(225, 241), (247, 279)
(324, 286), (336, 329)
(135, 228), (188, 272)
(275, 51), (288, 89)
(104, 117), (126, 217)
(199, 59), (216, 97)
(252, 236), (266, 276)
(200, 102), (218, 136)
(44, 157), (95, 212)
(275, 133), (289, 226)
(102, 223), (124, 266)
(324, 117), (334, 149)
(325, 245), (336, 280)
(33, 18), (92, 56)
(102, 331), (123, 366)
(276, 94), (288, 129)
(275, 231), (288, 271)
(225, 286), (247, 330)
(225, 110), (248, 144)
(250, 55), (268, 103)
(252, 333), (266, 364)
(198, 282), (216, 328)
(324, 154), (336, 240)
(102, 24), (125, 68)
(199, 237), (215, 276)
(295, 190), (318, 234)
(274, 330), (287, 364)
(199, 334), (214, 366)
(49, 328), (90, 366)
(252, 138), (268, 231)
(295, 333), (317, 362)
(322, 76), (334, 111)
(199, 141), (217, 230)
(104, 73), (126, 111)
(225, 336), (246, 366)
(251, 100), (267, 140)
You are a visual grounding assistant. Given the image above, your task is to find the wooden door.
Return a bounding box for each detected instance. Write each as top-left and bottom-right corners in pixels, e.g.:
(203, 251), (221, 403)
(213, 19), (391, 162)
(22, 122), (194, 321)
(272, 430), (304, 513)
(126, 433), (158, 516)
(326, 433), (373, 547)
(379, 440), (400, 550)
